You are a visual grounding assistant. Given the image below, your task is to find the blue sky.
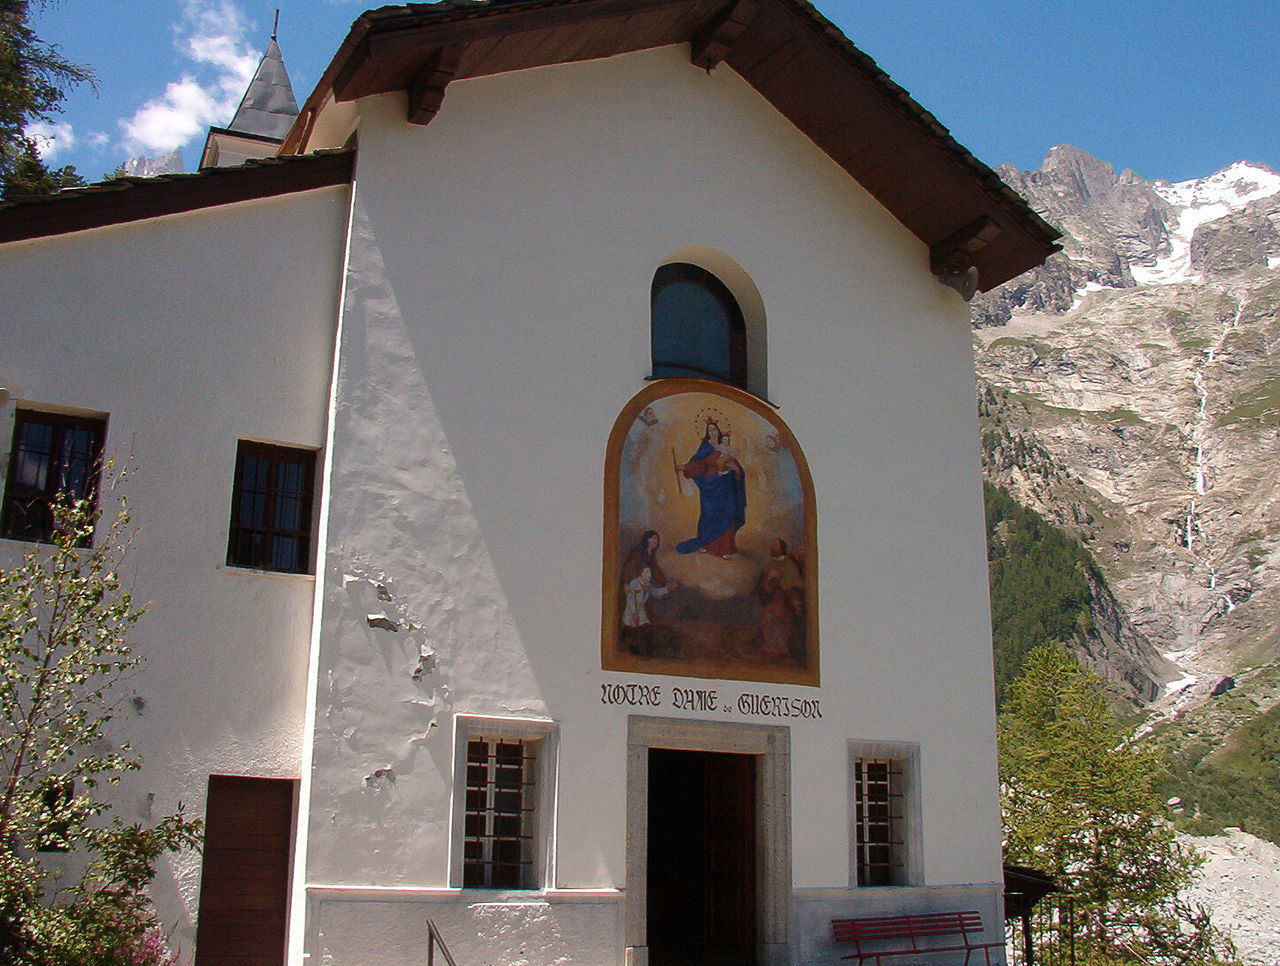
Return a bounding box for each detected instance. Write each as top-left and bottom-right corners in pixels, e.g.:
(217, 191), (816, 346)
(29, 0), (1280, 184)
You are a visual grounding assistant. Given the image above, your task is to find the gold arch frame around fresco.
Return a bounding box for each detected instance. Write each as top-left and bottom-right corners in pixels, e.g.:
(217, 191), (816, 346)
(601, 379), (818, 686)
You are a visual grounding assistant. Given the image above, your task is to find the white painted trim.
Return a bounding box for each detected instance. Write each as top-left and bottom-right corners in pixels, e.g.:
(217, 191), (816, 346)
(847, 739), (924, 888)
(216, 565), (316, 582)
(448, 713), (560, 891)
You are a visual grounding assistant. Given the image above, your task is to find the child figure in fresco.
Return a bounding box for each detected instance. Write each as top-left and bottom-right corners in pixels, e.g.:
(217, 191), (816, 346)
(676, 420), (746, 559)
(620, 530), (677, 655)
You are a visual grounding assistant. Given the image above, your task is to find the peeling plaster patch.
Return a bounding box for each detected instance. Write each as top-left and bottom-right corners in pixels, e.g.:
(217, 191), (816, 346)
(377, 583), (393, 602)
(412, 646), (436, 681)
(364, 767), (396, 786)
(367, 613), (400, 631)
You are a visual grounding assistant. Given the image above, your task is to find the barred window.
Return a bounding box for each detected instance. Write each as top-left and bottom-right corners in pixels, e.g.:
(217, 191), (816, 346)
(1, 409), (105, 545)
(463, 738), (538, 889)
(226, 441), (315, 573)
(853, 757), (905, 886)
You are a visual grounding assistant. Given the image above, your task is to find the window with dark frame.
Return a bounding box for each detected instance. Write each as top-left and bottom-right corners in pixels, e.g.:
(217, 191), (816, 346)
(651, 262), (747, 388)
(226, 441), (316, 574)
(853, 757), (905, 886)
(1, 409), (105, 545)
(463, 738), (537, 889)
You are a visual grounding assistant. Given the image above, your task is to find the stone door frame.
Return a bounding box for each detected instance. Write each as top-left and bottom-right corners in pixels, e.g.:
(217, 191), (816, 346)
(624, 715), (792, 966)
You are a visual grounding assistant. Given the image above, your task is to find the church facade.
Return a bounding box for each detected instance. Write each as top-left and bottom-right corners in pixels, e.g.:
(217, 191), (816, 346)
(0, 1), (1059, 964)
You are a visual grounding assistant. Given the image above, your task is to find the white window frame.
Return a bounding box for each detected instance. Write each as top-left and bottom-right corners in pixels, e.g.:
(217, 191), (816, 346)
(450, 714), (558, 892)
(848, 740), (922, 887)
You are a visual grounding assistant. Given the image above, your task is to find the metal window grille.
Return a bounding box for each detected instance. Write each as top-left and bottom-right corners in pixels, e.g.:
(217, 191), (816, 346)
(1, 410), (105, 544)
(854, 757), (905, 886)
(226, 441), (315, 573)
(463, 738), (537, 889)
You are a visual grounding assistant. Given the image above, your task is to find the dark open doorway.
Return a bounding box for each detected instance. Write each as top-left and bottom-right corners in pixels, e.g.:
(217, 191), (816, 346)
(648, 749), (757, 966)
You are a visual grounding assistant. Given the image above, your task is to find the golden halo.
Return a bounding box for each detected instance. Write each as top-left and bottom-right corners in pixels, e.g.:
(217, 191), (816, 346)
(692, 406), (731, 438)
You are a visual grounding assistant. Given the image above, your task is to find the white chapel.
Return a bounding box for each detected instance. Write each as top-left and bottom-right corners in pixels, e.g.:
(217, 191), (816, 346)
(0, 1), (1060, 963)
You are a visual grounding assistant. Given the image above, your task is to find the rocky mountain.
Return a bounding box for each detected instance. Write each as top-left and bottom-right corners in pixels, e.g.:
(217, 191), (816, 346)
(975, 144), (1280, 809)
(976, 147), (1280, 960)
(121, 149), (183, 178)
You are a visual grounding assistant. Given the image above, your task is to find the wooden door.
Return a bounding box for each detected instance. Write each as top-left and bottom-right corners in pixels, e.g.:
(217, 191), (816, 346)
(194, 775), (296, 966)
(648, 750), (757, 966)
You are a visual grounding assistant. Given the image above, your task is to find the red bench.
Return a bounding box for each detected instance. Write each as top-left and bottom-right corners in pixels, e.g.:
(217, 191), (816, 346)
(831, 910), (1002, 965)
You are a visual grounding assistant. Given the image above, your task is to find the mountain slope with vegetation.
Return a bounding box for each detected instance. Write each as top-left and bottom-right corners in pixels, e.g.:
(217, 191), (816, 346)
(978, 146), (1280, 962)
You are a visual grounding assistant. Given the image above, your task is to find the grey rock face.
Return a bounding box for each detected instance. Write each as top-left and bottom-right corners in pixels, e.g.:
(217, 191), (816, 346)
(977, 146), (1280, 707)
(1191, 209), (1279, 277)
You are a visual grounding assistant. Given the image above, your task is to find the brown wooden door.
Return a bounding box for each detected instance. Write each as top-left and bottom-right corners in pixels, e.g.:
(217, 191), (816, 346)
(648, 750), (757, 966)
(194, 775), (297, 966)
(703, 753), (756, 963)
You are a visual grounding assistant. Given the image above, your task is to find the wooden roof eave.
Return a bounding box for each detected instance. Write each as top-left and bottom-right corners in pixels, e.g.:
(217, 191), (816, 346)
(277, 0), (1062, 288)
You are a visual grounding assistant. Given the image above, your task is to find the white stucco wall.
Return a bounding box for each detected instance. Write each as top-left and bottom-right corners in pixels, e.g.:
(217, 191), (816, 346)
(301, 44), (1003, 965)
(0, 185), (350, 951)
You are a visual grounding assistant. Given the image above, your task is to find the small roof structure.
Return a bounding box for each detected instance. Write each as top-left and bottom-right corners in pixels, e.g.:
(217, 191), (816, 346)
(229, 38), (300, 141)
(200, 38), (300, 168)
(1003, 864), (1061, 921)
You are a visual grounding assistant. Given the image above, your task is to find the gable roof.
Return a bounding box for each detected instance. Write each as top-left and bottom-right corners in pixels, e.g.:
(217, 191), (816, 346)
(285, 0), (1060, 290)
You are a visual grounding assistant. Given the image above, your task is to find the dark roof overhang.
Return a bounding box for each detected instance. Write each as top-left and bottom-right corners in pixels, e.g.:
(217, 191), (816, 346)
(0, 150), (354, 245)
(284, 0), (1060, 290)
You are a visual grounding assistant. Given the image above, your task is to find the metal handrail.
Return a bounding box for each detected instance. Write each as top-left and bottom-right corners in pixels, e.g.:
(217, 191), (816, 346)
(426, 918), (459, 966)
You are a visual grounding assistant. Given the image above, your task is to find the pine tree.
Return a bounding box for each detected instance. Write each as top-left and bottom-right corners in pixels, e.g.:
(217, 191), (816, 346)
(1, 133), (82, 196)
(999, 646), (1235, 965)
(0, 0), (93, 188)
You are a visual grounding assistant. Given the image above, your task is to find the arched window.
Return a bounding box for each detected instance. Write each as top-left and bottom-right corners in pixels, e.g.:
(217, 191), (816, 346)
(650, 263), (747, 388)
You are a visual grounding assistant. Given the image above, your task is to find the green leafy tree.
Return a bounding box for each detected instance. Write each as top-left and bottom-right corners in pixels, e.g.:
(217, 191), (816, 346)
(0, 0), (94, 189)
(999, 645), (1235, 965)
(0, 492), (201, 965)
(2, 133), (82, 196)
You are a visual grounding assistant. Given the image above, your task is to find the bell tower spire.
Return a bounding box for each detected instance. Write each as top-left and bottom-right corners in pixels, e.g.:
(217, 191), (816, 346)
(198, 16), (300, 168)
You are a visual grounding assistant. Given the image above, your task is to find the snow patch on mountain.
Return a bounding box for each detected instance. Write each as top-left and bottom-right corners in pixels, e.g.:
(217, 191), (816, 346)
(1132, 162), (1280, 285)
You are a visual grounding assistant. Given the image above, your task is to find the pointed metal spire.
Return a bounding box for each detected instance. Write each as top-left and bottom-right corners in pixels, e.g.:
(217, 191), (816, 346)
(226, 28), (299, 142)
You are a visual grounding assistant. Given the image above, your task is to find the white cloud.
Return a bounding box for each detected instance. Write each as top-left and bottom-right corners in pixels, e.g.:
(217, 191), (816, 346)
(25, 120), (77, 161)
(119, 0), (258, 155)
(88, 132), (109, 148)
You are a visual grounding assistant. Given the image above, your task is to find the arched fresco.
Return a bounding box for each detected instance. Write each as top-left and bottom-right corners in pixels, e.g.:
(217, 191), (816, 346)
(602, 379), (818, 686)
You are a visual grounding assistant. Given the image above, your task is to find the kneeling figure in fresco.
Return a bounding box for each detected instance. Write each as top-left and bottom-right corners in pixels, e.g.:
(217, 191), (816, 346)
(620, 530), (678, 656)
(758, 538), (804, 659)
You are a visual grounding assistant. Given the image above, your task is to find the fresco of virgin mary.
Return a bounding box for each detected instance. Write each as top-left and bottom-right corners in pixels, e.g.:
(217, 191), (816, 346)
(602, 379), (818, 686)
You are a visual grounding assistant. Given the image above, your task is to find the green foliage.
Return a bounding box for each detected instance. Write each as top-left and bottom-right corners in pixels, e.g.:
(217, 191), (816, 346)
(984, 482), (1099, 702)
(0, 494), (201, 965)
(1, 133), (82, 197)
(0, 1), (93, 188)
(1156, 701), (1280, 843)
(1000, 646), (1237, 965)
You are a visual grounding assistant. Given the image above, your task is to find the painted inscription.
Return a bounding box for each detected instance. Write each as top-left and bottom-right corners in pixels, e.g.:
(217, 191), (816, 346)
(600, 682), (822, 719)
(602, 380), (818, 686)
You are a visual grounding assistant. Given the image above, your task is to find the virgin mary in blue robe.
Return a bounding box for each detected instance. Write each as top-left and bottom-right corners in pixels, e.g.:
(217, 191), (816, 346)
(677, 426), (747, 555)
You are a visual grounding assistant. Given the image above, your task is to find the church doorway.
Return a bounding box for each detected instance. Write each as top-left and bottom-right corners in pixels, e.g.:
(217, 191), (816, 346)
(647, 749), (757, 966)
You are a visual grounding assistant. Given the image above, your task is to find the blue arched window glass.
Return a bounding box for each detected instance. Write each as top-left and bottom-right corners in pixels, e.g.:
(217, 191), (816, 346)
(651, 263), (747, 388)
